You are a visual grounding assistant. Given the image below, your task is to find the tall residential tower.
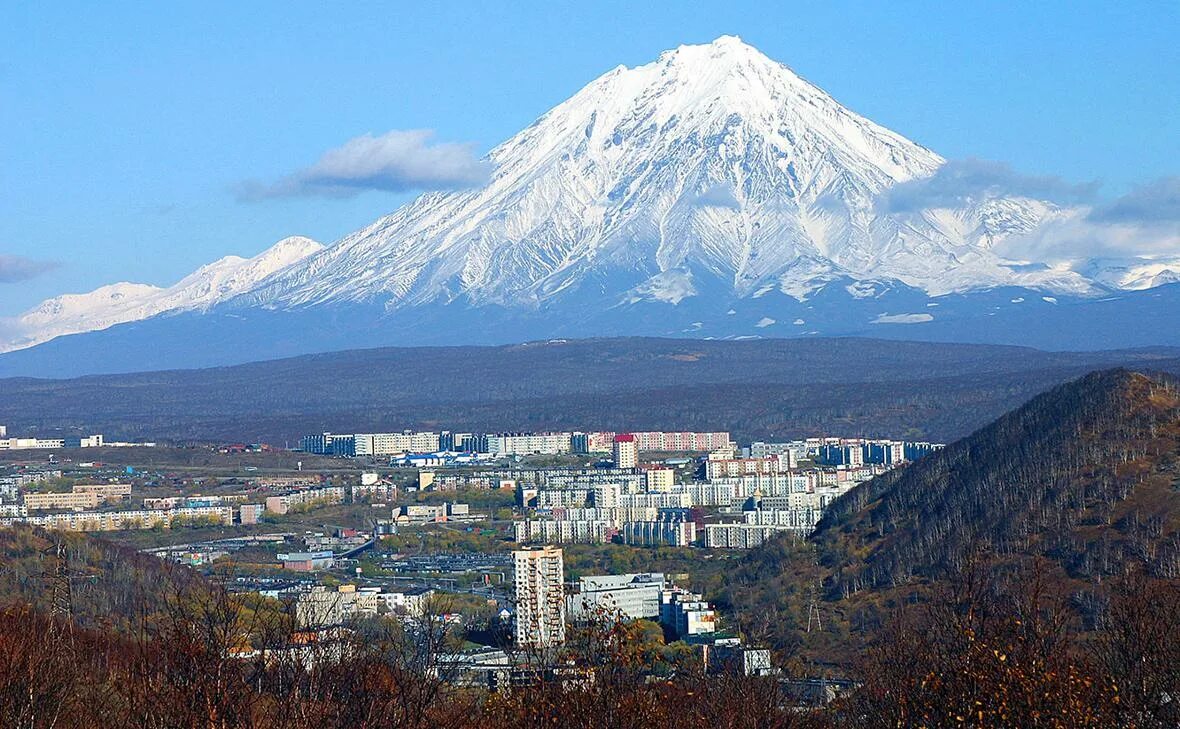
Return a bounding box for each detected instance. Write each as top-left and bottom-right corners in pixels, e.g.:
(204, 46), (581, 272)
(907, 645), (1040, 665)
(513, 546), (566, 647)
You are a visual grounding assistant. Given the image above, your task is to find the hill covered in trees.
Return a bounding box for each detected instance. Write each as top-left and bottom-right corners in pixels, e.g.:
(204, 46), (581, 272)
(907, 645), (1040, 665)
(816, 369), (1180, 594)
(714, 370), (1180, 725)
(2, 337), (1179, 444)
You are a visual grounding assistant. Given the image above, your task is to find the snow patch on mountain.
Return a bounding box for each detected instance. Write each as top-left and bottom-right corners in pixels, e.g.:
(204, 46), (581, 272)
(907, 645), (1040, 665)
(624, 268), (697, 304)
(873, 312), (934, 324)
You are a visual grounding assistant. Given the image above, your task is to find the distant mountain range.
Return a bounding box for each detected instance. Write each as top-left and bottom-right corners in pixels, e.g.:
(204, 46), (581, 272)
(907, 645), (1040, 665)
(3, 337), (1179, 445)
(2, 36), (1177, 376)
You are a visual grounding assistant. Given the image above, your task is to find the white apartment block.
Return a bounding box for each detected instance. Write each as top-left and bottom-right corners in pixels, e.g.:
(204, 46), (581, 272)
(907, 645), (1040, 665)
(560, 506), (659, 524)
(592, 482), (622, 508)
(513, 546), (566, 647)
(536, 487), (593, 510)
(749, 440), (809, 460)
(622, 520), (697, 547)
(710, 472), (813, 499)
(514, 519), (613, 544)
(619, 492), (693, 509)
(0, 438), (65, 450)
(743, 507), (824, 532)
(2, 506), (233, 532)
(567, 573), (665, 622)
(704, 523), (797, 549)
(585, 431), (731, 453)
(354, 431), (441, 456)
(680, 482), (738, 507)
(488, 432), (572, 456)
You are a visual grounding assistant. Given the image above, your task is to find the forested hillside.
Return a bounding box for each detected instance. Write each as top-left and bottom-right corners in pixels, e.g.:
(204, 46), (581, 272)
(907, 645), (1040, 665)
(815, 369), (1180, 595)
(2, 337), (1178, 444)
(0, 527), (203, 629)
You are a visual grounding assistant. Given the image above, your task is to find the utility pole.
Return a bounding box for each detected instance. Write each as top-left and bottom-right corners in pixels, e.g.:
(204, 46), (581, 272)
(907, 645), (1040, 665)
(43, 540), (74, 619)
(38, 540), (97, 624)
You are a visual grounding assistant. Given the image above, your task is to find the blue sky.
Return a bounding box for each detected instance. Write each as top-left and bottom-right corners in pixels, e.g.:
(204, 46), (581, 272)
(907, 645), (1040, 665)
(2, 1), (1177, 315)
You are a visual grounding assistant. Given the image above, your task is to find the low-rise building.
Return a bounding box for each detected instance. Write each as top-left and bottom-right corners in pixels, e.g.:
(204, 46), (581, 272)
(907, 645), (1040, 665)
(660, 588), (717, 638)
(264, 486), (346, 515)
(23, 491), (100, 511)
(567, 573), (665, 622)
(279, 551), (336, 572)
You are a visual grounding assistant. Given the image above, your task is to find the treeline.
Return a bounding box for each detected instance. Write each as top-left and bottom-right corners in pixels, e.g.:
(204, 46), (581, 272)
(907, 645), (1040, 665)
(2, 555), (1177, 728)
(815, 369), (1180, 596)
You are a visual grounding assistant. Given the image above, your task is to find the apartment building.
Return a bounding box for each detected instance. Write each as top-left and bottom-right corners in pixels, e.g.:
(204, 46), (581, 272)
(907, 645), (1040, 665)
(621, 519), (697, 547)
(3, 506), (233, 532)
(513, 519), (613, 545)
(353, 431), (441, 456)
(488, 432), (572, 457)
(513, 546), (566, 647)
(23, 491), (100, 511)
(704, 523), (797, 549)
(264, 486), (345, 515)
(72, 483), (132, 502)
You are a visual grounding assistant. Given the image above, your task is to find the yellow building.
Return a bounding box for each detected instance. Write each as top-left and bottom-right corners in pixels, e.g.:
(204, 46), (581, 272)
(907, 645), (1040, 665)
(23, 491), (101, 511)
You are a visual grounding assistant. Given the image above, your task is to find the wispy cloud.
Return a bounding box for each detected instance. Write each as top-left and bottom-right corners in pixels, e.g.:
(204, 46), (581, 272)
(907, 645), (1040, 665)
(0, 254), (60, 284)
(693, 184), (740, 209)
(878, 158), (1098, 213)
(1087, 177), (1180, 225)
(238, 129), (492, 201)
(995, 180), (1180, 264)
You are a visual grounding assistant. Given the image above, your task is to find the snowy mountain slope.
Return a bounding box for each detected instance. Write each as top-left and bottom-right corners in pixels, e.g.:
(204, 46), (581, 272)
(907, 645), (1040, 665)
(2, 236), (322, 353)
(243, 36), (1087, 310)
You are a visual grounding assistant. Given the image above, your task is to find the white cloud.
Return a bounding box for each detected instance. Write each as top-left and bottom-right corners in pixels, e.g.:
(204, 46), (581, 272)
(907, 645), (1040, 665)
(995, 208), (1180, 264)
(1088, 177), (1180, 225)
(238, 129), (492, 200)
(878, 158), (1097, 213)
(0, 254), (59, 283)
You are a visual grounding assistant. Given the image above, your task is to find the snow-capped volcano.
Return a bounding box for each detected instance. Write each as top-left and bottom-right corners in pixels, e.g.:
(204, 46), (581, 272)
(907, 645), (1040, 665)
(246, 36), (1077, 309)
(3, 37), (1177, 370)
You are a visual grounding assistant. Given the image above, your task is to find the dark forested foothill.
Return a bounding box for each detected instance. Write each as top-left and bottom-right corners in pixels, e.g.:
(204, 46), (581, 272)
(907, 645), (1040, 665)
(2, 337), (1179, 444)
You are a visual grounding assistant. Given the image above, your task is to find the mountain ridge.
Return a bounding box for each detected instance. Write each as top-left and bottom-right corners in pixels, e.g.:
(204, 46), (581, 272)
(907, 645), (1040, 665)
(3, 337), (1180, 445)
